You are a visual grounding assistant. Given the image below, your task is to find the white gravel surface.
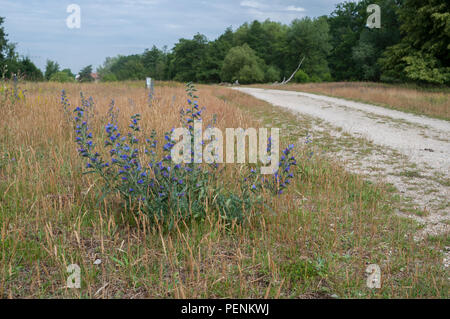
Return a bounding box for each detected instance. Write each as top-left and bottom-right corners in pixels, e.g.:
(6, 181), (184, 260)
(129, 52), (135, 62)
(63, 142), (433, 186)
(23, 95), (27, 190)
(235, 87), (449, 265)
(236, 88), (449, 173)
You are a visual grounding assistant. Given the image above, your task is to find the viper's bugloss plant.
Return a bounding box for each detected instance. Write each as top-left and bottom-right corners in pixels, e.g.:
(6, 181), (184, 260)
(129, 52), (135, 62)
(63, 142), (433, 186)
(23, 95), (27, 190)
(243, 139), (297, 195)
(68, 83), (298, 226)
(1, 73), (26, 106)
(61, 90), (72, 122)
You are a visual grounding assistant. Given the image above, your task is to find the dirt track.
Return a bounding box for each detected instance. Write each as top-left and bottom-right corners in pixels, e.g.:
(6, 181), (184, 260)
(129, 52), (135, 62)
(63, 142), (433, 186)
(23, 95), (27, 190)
(235, 87), (449, 266)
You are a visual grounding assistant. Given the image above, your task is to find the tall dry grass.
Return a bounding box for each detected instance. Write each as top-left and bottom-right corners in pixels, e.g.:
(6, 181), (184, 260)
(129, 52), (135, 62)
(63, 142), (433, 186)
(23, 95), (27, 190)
(0, 81), (447, 298)
(253, 82), (450, 120)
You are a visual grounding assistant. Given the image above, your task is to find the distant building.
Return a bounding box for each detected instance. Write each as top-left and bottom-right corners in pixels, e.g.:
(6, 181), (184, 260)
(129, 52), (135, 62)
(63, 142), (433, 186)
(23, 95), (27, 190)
(91, 72), (99, 82)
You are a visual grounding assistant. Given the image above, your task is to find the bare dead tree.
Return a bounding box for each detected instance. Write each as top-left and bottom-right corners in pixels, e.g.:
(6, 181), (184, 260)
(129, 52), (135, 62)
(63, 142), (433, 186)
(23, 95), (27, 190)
(281, 56), (305, 85)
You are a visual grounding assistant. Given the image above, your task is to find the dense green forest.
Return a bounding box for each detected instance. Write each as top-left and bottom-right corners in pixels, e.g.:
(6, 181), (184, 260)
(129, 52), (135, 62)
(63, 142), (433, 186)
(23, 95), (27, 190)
(1, 0), (449, 85)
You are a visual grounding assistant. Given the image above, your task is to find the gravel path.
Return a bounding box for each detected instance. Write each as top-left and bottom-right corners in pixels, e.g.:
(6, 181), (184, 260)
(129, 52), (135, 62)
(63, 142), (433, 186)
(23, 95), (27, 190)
(235, 87), (449, 266)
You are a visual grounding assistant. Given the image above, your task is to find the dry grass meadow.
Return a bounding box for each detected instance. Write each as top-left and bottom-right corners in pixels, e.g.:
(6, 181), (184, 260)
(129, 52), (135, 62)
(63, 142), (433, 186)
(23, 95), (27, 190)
(252, 82), (450, 120)
(0, 81), (448, 298)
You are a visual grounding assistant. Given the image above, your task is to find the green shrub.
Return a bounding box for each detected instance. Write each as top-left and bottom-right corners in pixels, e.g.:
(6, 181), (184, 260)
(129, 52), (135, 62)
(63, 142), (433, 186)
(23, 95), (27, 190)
(68, 83), (298, 227)
(265, 66), (281, 83)
(310, 75), (322, 83)
(101, 73), (118, 82)
(239, 64), (264, 84)
(321, 72), (333, 82)
(49, 71), (75, 83)
(294, 70), (310, 83)
(221, 44), (266, 84)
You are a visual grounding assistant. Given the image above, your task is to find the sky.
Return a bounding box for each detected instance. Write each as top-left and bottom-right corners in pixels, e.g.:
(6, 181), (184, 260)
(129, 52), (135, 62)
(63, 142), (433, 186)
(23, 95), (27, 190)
(0, 0), (343, 73)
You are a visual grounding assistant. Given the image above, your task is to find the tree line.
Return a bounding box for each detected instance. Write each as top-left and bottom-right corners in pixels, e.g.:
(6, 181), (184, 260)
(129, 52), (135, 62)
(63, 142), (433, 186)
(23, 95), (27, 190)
(0, 17), (95, 83)
(0, 17), (43, 81)
(1, 0), (449, 85)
